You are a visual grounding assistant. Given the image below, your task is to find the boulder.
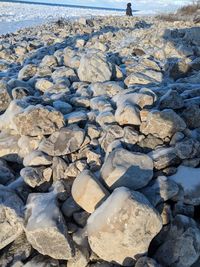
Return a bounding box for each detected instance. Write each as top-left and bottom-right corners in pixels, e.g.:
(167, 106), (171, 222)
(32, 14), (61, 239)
(23, 150), (52, 167)
(13, 105), (64, 136)
(87, 187), (162, 266)
(18, 64), (37, 81)
(78, 51), (112, 83)
(0, 81), (12, 112)
(39, 125), (85, 156)
(115, 102), (141, 126)
(101, 148), (153, 190)
(0, 186), (24, 250)
(72, 170), (109, 213)
(140, 109), (186, 139)
(25, 191), (74, 260)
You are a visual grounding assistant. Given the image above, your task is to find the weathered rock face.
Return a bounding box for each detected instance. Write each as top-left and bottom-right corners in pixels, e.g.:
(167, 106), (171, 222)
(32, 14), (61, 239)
(18, 64), (37, 81)
(13, 105), (64, 136)
(140, 109), (186, 139)
(23, 150), (52, 167)
(72, 170), (109, 213)
(101, 148), (153, 190)
(115, 102), (141, 126)
(39, 125), (85, 156)
(25, 191), (74, 260)
(0, 81), (12, 113)
(87, 187), (162, 266)
(78, 51), (112, 83)
(155, 215), (200, 267)
(0, 186), (24, 250)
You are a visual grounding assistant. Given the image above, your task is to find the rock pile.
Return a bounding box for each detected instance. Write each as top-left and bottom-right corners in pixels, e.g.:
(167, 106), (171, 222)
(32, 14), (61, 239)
(0, 15), (200, 267)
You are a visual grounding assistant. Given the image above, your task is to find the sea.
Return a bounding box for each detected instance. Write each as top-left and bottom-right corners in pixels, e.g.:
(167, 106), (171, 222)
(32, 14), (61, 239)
(0, 0), (157, 35)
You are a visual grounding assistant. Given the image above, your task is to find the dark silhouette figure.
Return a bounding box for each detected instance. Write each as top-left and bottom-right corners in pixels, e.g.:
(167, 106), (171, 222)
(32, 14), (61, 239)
(126, 3), (133, 16)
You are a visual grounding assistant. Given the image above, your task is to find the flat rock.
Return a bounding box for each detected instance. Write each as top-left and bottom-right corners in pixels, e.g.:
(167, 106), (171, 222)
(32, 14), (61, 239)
(39, 125), (85, 156)
(115, 102), (141, 126)
(23, 150), (52, 167)
(72, 170), (109, 213)
(101, 148), (153, 190)
(87, 187), (162, 266)
(169, 166), (200, 205)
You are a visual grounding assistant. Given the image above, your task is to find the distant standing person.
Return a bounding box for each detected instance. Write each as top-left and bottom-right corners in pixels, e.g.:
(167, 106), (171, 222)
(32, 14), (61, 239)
(126, 3), (133, 16)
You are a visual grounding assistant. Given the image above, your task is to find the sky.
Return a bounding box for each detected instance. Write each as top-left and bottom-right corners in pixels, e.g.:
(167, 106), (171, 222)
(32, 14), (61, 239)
(12, 0), (195, 11)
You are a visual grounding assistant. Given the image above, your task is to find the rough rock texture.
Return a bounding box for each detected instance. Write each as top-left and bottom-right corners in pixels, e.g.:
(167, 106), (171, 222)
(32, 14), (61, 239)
(87, 187), (162, 266)
(101, 148), (153, 190)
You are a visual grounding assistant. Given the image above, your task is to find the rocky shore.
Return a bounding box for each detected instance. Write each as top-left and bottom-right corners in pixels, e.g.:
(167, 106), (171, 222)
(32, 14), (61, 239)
(0, 15), (200, 267)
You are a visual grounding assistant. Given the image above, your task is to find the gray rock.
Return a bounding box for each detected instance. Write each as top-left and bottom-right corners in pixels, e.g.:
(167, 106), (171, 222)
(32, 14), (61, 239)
(61, 196), (80, 218)
(181, 105), (200, 129)
(23, 150), (52, 167)
(52, 156), (68, 181)
(0, 186), (24, 250)
(25, 191), (74, 260)
(140, 176), (179, 206)
(24, 255), (59, 267)
(140, 109), (186, 139)
(175, 138), (200, 159)
(78, 51), (112, 83)
(20, 166), (52, 188)
(39, 125), (85, 156)
(0, 159), (15, 185)
(159, 89), (184, 110)
(155, 215), (200, 267)
(0, 81), (12, 112)
(13, 105), (64, 136)
(101, 148), (153, 190)
(18, 64), (37, 81)
(135, 257), (161, 267)
(87, 187), (162, 266)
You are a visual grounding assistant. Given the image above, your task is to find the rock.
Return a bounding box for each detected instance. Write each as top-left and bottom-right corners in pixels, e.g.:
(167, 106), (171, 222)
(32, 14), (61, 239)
(13, 105), (64, 136)
(72, 170), (109, 213)
(0, 159), (15, 185)
(140, 109), (186, 139)
(135, 257), (161, 267)
(67, 246), (89, 267)
(39, 125), (85, 156)
(40, 55), (58, 68)
(115, 102), (141, 126)
(173, 201), (194, 218)
(0, 81), (12, 112)
(23, 255), (59, 267)
(101, 148), (153, 190)
(25, 191), (74, 260)
(175, 138), (200, 159)
(169, 166), (200, 205)
(73, 211), (89, 227)
(87, 187), (162, 266)
(18, 64), (37, 81)
(140, 176), (179, 206)
(181, 105), (200, 129)
(155, 215), (200, 267)
(61, 196), (81, 218)
(23, 150), (52, 167)
(64, 111), (88, 124)
(149, 147), (180, 170)
(0, 233), (32, 267)
(78, 51), (112, 83)
(124, 71), (162, 86)
(158, 89), (184, 110)
(20, 166), (52, 188)
(168, 58), (191, 80)
(35, 79), (54, 92)
(12, 87), (30, 100)
(52, 156), (68, 181)
(53, 100), (73, 114)
(0, 186), (24, 250)
(89, 81), (123, 97)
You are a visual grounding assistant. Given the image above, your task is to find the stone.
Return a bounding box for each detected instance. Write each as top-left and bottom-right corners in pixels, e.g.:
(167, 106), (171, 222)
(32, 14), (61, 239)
(23, 255), (59, 267)
(140, 176), (179, 206)
(140, 109), (186, 139)
(181, 105), (200, 129)
(64, 111), (87, 124)
(89, 81), (123, 97)
(0, 81), (12, 112)
(25, 191), (74, 260)
(115, 102), (141, 126)
(101, 148), (153, 190)
(53, 100), (73, 114)
(175, 138), (200, 159)
(0, 233), (32, 267)
(40, 55), (58, 68)
(155, 215), (200, 267)
(39, 125), (85, 156)
(0, 159), (15, 185)
(72, 170), (109, 213)
(61, 196), (81, 218)
(52, 156), (68, 181)
(169, 166), (200, 205)
(12, 87), (30, 100)
(18, 64), (37, 81)
(67, 246), (89, 267)
(87, 187), (162, 266)
(158, 89), (184, 110)
(124, 71), (162, 86)
(13, 105), (64, 136)
(20, 166), (52, 188)
(23, 150), (52, 167)
(0, 186), (24, 250)
(135, 257), (161, 267)
(149, 147), (180, 170)
(78, 51), (112, 83)
(35, 79), (54, 92)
